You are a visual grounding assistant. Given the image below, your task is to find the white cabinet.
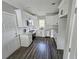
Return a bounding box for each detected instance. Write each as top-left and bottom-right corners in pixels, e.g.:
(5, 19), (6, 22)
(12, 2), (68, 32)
(58, 0), (69, 17)
(15, 9), (38, 28)
(57, 18), (67, 49)
(15, 9), (24, 27)
(15, 9), (31, 27)
(20, 34), (32, 47)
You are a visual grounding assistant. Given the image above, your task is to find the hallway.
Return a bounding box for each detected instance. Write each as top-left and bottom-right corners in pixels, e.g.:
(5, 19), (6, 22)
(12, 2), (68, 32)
(2, 0), (76, 59)
(7, 37), (57, 59)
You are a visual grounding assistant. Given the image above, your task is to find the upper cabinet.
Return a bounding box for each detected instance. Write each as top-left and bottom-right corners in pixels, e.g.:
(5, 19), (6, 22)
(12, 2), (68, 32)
(15, 9), (23, 27)
(58, 0), (69, 17)
(15, 9), (37, 27)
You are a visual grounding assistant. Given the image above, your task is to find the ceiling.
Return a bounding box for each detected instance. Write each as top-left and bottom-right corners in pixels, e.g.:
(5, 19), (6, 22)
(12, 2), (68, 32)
(3, 0), (62, 16)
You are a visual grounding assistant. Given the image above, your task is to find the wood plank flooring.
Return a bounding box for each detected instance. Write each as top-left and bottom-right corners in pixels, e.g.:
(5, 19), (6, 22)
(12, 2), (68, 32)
(7, 37), (57, 59)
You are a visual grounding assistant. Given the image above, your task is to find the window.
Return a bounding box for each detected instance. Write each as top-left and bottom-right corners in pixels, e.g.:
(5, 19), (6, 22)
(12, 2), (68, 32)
(39, 19), (45, 28)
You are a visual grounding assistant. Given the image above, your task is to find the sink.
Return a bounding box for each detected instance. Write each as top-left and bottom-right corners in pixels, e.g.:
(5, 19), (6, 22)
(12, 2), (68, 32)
(29, 30), (35, 32)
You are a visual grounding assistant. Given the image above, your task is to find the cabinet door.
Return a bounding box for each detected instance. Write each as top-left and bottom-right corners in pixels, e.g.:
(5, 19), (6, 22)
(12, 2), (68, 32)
(28, 34), (32, 43)
(15, 10), (23, 27)
(20, 35), (31, 47)
(22, 11), (28, 27)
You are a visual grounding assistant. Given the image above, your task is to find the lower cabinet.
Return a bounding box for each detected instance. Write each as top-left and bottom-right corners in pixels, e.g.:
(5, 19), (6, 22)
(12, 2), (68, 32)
(56, 50), (64, 59)
(20, 34), (32, 47)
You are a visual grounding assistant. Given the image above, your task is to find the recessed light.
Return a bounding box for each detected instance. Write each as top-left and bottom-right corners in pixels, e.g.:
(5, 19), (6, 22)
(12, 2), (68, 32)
(52, 3), (56, 5)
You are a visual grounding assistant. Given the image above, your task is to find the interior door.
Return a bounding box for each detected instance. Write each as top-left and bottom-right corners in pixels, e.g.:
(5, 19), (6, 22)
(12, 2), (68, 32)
(2, 11), (20, 59)
(68, 7), (77, 59)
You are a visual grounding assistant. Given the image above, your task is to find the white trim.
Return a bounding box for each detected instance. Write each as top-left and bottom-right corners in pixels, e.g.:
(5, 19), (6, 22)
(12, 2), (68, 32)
(2, 11), (16, 16)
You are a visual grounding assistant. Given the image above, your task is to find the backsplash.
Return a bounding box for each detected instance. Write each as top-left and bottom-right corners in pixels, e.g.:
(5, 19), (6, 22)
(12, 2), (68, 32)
(16, 27), (29, 34)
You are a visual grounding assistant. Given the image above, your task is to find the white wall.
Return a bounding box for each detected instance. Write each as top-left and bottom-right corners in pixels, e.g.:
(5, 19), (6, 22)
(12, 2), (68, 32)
(57, 18), (67, 49)
(36, 15), (59, 37)
(58, 0), (69, 17)
(46, 15), (59, 26)
(2, 1), (16, 14)
(69, 12), (77, 59)
(2, 12), (20, 59)
(32, 16), (38, 29)
(63, 0), (76, 59)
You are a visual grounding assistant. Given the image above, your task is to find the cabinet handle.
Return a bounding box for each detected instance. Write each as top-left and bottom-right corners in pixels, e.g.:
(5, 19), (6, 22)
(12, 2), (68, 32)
(61, 10), (63, 15)
(69, 48), (71, 52)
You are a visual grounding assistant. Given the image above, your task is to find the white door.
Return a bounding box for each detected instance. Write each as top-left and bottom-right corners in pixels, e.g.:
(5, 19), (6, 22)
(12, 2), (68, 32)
(68, 8), (77, 59)
(63, 0), (76, 59)
(2, 11), (20, 59)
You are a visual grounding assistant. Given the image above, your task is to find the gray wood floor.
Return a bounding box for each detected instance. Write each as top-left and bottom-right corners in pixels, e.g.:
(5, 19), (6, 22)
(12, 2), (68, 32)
(7, 37), (63, 59)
